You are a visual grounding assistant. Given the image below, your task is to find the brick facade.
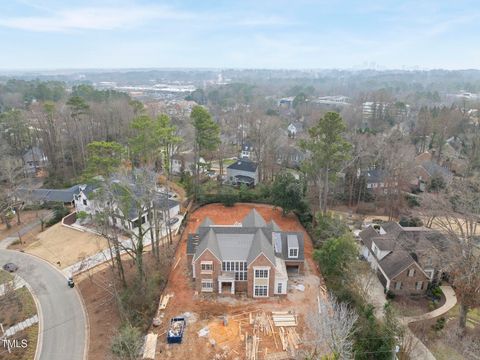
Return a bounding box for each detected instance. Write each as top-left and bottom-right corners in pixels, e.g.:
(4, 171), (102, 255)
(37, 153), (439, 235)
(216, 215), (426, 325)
(247, 254), (275, 298)
(389, 263), (430, 295)
(194, 249), (222, 294)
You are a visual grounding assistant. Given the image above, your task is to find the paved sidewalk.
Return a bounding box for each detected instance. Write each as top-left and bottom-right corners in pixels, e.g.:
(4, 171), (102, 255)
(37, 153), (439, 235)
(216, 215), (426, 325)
(402, 286), (457, 324)
(0, 276), (27, 296)
(1, 315), (39, 338)
(399, 286), (457, 360)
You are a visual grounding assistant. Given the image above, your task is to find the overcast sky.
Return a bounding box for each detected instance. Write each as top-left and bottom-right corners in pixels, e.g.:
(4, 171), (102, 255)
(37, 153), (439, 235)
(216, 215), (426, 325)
(1, 0), (479, 70)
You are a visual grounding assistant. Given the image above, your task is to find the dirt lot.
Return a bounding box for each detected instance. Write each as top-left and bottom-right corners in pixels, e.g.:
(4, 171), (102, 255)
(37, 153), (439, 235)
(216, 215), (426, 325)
(24, 223), (109, 268)
(151, 203), (325, 360)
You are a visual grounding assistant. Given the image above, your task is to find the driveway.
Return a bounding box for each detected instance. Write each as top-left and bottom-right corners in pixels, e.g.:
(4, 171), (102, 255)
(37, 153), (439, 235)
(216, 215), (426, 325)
(0, 250), (86, 360)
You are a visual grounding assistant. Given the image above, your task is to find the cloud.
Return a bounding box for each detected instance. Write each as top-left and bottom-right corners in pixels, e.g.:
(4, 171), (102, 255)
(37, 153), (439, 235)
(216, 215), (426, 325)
(0, 4), (194, 32)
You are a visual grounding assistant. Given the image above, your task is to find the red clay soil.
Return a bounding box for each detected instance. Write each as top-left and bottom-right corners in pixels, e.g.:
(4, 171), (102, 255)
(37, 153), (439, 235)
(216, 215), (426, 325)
(153, 203), (323, 360)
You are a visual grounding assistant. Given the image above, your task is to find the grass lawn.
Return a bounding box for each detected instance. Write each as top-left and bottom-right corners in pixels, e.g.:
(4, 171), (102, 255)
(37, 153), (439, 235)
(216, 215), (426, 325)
(430, 342), (464, 360)
(0, 287), (37, 328)
(0, 269), (14, 285)
(223, 158), (236, 166)
(0, 324), (38, 360)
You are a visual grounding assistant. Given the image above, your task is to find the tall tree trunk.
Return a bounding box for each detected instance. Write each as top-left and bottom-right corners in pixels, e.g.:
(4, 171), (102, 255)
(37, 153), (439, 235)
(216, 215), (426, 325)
(459, 303), (469, 333)
(322, 168), (329, 214)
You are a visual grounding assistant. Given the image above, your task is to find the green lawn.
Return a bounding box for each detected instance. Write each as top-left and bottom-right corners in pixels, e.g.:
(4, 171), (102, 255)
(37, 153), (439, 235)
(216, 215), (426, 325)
(430, 342), (464, 360)
(0, 269), (14, 285)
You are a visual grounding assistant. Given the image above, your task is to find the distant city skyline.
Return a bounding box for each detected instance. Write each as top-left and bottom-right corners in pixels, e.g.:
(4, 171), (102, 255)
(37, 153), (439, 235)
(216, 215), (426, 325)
(1, 0), (479, 70)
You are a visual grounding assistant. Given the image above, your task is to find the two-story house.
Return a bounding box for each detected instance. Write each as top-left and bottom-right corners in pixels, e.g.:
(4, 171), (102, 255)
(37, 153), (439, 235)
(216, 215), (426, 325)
(226, 159), (259, 186)
(74, 183), (180, 232)
(186, 209), (304, 298)
(359, 222), (452, 295)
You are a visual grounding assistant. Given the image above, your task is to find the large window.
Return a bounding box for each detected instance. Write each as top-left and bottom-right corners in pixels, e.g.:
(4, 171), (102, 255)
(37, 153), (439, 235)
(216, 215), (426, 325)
(408, 268), (415, 277)
(201, 261), (213, 273)
(222, 261), (247, 281)
(415, 281), (423, 290)
(254, 285), (268, 297)
(288, 248), (298, 258)
(201, 279), (213, 292)
(254, 269), (269, 278)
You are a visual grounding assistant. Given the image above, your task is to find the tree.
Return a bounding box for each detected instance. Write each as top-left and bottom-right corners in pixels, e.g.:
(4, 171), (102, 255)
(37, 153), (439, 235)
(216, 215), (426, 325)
(301, 112), (351, 214)
(111, 323), (142, 360)
(271, 172), (305, 216)
(154, 114), (182, 177)
(84, 141), (124, 179)
(129, 115), (156, 167)
(308, 292), (358, 360)
(191, 106), (220, 198)
(416, 179), (480, 333)
(314, 234), (357, 280)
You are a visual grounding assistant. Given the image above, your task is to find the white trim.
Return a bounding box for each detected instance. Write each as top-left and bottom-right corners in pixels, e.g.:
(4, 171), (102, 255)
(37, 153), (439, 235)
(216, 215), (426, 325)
(194, 248), (222, 263)
(288, 247), (299, 259)
(201, 279), (214, 292)
(253, 266), (270, 298)
(249, 252), (276, 268)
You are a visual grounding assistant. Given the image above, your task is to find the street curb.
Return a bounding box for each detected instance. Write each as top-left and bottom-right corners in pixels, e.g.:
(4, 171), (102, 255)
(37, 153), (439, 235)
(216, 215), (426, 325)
(11, 273), (43, 360)
(2, 249), (89, 360)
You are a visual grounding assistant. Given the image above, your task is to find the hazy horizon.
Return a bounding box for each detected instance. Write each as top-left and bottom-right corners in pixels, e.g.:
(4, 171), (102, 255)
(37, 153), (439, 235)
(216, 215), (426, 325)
(1, 0), (480, 70)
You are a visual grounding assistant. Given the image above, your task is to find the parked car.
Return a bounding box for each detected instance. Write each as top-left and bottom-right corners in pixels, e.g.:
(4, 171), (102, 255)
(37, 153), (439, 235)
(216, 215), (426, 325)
(3, 263), (18, 272)
(168, 217), (179, 226)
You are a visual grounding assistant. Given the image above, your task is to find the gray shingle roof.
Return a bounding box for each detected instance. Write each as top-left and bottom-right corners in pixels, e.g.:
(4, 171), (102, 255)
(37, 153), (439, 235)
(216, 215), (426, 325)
(17, 185), (80, 203)
(198, 217), (214, 229)
(268, 220), (282, 232)
(247, 228), (275, 265)
(242, 209), (267, 228)
(227, 159), (258, 172)
(194, 228), (222, 261)
(379, 250), (415, 279)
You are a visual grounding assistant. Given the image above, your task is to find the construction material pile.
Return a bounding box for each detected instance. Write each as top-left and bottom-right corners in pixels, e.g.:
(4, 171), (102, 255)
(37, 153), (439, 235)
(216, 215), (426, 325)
(168, 319), (184, 337)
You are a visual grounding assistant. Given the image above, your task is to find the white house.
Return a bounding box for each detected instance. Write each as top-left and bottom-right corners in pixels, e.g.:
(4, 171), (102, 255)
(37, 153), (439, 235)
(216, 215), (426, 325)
(170, 152), (206, 175)
(226, 159), (259, 186)
(74, 183), (180, 232)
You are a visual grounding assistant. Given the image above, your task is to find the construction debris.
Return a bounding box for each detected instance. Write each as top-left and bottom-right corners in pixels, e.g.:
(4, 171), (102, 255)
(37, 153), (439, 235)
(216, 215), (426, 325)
(271, 312), (297, 327)
(159, 293), (174, 310)
(142, 333), (158, 359)
(198, 327), (209, 337)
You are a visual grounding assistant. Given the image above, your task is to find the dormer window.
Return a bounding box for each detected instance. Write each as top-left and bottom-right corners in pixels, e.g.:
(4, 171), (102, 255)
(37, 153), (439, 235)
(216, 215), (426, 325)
(289, 248), (298, 258)
(287, 234), (299, 259)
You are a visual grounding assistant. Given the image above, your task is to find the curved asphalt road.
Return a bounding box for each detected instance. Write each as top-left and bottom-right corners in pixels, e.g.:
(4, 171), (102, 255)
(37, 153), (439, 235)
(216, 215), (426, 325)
(0, 250), (86, 360)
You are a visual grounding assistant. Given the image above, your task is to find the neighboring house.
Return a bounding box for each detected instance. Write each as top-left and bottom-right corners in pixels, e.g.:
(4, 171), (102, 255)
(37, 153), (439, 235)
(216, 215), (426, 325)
(227, 159), (259, 186)
(73, 183), (180, 232)
(170, 152), (206, 175)
(411, 152), (454, 190)
(287, 122), (303, 138)
(186, 209), (304, 298)
(276, 145), (306, 169)
(240, 142), (254, 159)
(359, 222), (451, 295)
(362, 169), (398, 193)
(23, 147), (48, 175)
(16, 185), (81, 205)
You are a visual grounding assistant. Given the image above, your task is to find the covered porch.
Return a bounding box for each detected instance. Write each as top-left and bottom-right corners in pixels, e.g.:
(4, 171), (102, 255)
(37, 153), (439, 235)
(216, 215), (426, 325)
(218, 271), (235, 294)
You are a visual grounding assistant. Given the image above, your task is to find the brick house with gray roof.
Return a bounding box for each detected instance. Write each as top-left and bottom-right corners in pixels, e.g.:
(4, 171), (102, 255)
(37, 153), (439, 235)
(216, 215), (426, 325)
(359, 222), (452, 295)
(187, 209), (304, 298)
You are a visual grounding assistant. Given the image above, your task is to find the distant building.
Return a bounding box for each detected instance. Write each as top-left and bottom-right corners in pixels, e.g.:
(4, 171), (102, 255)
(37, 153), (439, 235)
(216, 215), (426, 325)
(276, 145), (306, 169)
(311, 96), (350, 107)
(16, 185), (81, 205)
(186, 209), (304, 297)
(23, 147), (48, 175)
(170, 152), (206, 175)
(362, 168), (398, 193)
(287, 122), (303, 138)
(227, 159), (259, 186)
(240, 142), (254, 159)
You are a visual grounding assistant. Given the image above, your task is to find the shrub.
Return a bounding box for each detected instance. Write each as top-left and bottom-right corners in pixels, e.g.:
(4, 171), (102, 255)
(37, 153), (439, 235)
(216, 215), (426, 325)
(406, 195), (421, 207)
(399, 216), (423, 227)
(76, 211), (88, 221)
(432, 317), (446, 331)
(111, 323), (142, 359)
(386, 290), (396, 300)
(46, 205), (70, 227)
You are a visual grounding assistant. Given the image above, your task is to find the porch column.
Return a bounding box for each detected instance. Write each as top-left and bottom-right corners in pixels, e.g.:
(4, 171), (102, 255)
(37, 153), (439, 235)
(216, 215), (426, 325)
(231, 281), (235, 294)
(218, 281), (222, 294)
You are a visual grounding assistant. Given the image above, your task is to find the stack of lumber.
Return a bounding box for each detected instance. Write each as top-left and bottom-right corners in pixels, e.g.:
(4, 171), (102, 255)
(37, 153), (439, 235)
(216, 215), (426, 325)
(271, 312), (297, 327)
(264, 352), (290, 360)
(245, 333), (260, 360)
(158, 293), (174, 311)
(277, 327), (301, 357)
(142, 333), (158, 359)
(252, 311), (273, 335)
